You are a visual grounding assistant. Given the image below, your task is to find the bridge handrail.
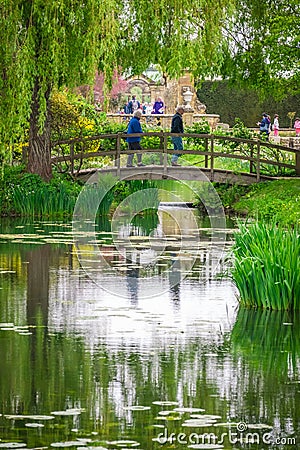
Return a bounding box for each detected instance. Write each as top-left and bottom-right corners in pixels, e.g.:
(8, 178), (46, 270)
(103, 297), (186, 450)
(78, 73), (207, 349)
(50, 131), (300, 180)
(52, 132), (299, 154)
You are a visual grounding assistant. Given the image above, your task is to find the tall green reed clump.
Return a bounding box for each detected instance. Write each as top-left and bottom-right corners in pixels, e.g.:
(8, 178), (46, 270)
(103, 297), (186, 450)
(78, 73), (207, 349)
(231, 222), (300, 310)
(13, 183), (77, 217)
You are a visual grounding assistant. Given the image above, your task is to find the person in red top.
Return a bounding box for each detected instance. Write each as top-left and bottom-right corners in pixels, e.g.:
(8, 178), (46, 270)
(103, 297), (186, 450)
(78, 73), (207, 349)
(294, 117), (300, 137)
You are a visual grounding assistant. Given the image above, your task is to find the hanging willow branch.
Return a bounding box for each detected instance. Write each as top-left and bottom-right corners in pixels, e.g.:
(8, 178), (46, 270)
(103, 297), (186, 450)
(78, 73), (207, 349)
(0, 0), (233, 170)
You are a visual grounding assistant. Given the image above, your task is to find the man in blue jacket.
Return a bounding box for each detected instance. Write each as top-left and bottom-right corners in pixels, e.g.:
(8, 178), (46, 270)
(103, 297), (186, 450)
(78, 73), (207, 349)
(126, 109), (145, 167)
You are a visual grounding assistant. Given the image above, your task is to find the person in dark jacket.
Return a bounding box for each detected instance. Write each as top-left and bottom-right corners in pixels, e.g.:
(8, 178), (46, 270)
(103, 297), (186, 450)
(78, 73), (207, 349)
(126, 109), (145, 167)
(128, 95), (140, 114)
(257, 113), (271, 140)
(170, 105), (185, 166)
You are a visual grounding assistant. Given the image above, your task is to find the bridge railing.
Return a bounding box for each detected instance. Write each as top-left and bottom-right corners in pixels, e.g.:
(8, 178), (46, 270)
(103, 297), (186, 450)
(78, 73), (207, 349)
(51, 131), (300, 181)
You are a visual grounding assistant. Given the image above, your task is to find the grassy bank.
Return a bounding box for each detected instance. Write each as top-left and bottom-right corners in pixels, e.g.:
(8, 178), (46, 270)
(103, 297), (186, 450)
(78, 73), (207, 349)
(215, 178), (300, 227)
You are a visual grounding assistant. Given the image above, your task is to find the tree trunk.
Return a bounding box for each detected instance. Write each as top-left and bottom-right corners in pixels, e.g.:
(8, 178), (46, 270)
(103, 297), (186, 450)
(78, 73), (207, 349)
(27, 80), (52, 181)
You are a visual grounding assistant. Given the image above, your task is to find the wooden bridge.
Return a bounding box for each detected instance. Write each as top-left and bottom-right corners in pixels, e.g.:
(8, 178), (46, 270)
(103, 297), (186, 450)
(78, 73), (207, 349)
(51, 132), (300, 185)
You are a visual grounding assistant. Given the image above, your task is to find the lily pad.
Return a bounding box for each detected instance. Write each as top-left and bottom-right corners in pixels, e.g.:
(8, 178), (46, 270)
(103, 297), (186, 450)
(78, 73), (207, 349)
(152, 401), (179, 406)
(5, 415), (54, 420)
(246, 423), (273, 430)
(187, 445), (224, 449)
(51, 441), (86, 448)
(25, 423), (45, 428)
(123, 406), (151, 411)
(173, 407), (205, 413)
(107, 441), (140, 448)
(158, 410), (180, 416)
(0, 444), (27, 449)
(50, 409), (84, 416)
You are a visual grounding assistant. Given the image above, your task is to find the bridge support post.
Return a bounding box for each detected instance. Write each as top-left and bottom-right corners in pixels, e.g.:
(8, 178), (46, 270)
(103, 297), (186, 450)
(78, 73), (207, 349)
(210, 136), (214, 181)
(256, 142), (261, 182)
(249, 145), (254, 174)
(296, 150), (300, 175)
(163, 133), (168, 177)
(70, 144), (74, 176)
(204, 138), (208, 168)
(116, 133), (121, 176)
(159, 134), (164, 165)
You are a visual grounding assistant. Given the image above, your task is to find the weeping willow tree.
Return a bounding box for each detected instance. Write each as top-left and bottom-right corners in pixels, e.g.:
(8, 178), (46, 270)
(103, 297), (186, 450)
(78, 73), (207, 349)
(221, 0), (300, 99)
(0, 0), (233, 181)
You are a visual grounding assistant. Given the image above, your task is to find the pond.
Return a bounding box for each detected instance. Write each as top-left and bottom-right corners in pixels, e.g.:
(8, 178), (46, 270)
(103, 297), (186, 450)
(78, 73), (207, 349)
(0, 207), (299, 450)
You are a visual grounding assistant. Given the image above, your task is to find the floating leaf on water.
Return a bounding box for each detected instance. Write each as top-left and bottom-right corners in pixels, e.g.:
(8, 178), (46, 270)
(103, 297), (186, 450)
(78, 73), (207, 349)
(246, 423), (273, 430)
(154, 416), (181, 421)
(187, 444), (224, 449)
(5, 415), (55, 421)
(107, 440), (140, 448)
(173, 408), (205, 413)
(50, 441), (86, 448)
(12, 241), (45, 245)
(25, 423), (44, 428)
(28, 447), (48, 450)
(190, 415), (222, 420)
(158, 410), (180, 416)
(182, 420), (215, 428)
(152, 401), (179, 406)
(0, 444), (27, 448)
(213, 422), (239, 427)
(51, 409), (84, 416)
(123, 406), (151, 411)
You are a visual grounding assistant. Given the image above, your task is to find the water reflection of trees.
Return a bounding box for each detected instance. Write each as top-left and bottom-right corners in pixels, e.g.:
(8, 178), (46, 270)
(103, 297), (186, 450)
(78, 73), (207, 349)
(0, 306), (299, 446)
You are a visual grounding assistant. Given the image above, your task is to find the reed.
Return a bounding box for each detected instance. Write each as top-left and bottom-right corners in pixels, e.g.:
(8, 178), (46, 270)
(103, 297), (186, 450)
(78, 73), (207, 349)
(231, 222), (300, 310)
(12, 183), (78, 217)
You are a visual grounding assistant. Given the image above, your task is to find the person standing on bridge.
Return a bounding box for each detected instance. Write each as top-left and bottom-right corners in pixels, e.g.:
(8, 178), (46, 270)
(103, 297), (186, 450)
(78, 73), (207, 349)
(170, 105), (185, 166)
(294, 117), (300, 137)
(257, 113), (271, 140)
(126, 109), (145, 167)
(272, 114), (279, 137)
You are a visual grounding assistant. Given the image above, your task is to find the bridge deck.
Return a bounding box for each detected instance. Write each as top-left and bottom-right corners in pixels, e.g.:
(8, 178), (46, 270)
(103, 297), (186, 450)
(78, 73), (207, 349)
(77, 165), (276, 185)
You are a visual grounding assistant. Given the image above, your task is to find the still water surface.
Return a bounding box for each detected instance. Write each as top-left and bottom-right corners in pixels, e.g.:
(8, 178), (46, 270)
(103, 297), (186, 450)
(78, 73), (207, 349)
(0, 209), (299, 450)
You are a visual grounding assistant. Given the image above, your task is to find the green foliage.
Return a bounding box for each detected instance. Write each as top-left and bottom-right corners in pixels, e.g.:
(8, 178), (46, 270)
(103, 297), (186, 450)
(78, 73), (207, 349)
(112, 180), (159, 208)
(233, 179), (300, 227)
(230, 222), (300, 310)
(197, 80), (300, 127)
(0, 0), (234, 170)
(221, 0), (300, 99)
(0, 166), (82, 217)
(50, 90), (127, 142)
(185, 120), (211, 135)
(213, 183), (250, 211)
